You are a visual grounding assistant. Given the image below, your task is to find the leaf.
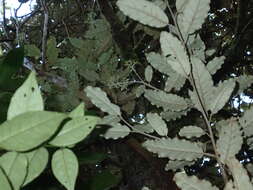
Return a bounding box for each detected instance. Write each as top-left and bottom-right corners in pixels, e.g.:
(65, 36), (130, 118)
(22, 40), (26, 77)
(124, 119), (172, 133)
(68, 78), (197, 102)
(176, 0), (188, 12)
(133, 123), (154, 134)
(69, 102), (85, 118)
(144, 89), (188, 111)
(147, 113), (167, 136)
(0, 168), (12, 190)
(239, 108), (253, 137)
(160, 32), (191, 77)
(143, 138), (203, 161)
(103, 123), (130, 140)
(189, 34), (206, 60)
(179, 125), (205, 139)
(0, 152), (28, 190)
(146, 52), (172, 75)
(224, 181), (236, 190)
(216, 119), (243, 164)
(177, 0), (210, 40)
(145, 65), (153, 82)
(226, 157), (253, 190)
(85, 86), (121, 115)
(206, 56), (225, 75)
(7, 71), (44, 120)
(235, 75), (253, 94)
(164, 72), (186, 92)
(174, 172), (219, 190)
(117, 0), (169, 28)
(49, 116), (98, 147)
(25, 44), (41, 59)
(0, 111), (67, 151)
(23, 147), (49, 186)
(161, 110), (189, 121)
(52, 148), (78, 190)
(189, 57), (214, 112)
(165, 160), (193, 171)
(46, 36), (59, 64)
(209, 79), (235, 114)
(98, 115), (120, 125)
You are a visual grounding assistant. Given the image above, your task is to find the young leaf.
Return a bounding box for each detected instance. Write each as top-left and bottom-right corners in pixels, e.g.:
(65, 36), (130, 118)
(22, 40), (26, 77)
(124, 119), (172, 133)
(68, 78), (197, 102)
(147, 113), (167, 136)
(226, 157), (253, 190)
(177, 0), (210, 40)
(0, 111), (67, 151)
(239, 108), (253, 137)
(179, 125), (205, 139)
(160, 32), (190, 77)
(103, 123), (130, 140)
(69, 103), (85, 118)
(145, 65), (153, 82)
(174, 172), (219, 190)
(209, 79), (235, 114)
(206, 56), (225, 75)
(23, 147), (49, 186)
(52, 148), (78, 190)
(144, 89), (188, 111)
(7, 71), (44, 120)
(85, 86), (121, 116)
(189, 57), (214, 112)
(49, 116), (98, 147)
(0, 152), (28, 190)
(143, 138), (203, 161)
(117, 0), (169, 28)
(0, 168), (12, 190)
(216, 119), (243, 164)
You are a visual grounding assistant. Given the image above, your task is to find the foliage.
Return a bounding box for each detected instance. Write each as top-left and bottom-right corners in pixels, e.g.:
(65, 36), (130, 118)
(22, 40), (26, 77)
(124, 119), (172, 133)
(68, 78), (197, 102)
(85, 0), (253, 189)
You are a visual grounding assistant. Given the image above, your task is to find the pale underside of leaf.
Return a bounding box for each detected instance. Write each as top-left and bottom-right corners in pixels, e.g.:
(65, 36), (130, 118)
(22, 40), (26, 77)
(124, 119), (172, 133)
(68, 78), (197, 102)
(85, 86), (121, 116)
(103, 123), (130, 140)
(160, 32), (190, 77)
(143, 138), (203, 161)
(216, 119), (243, 164)
(206, 56), (225, 75)
(174, 172), (219, 190)
(145, 65), (153, 82)
(165, 160), (193, 171)
(179, 125), (205, 139)
(146, 113), (168, 136)
(239, 108), (253, 137)
(117, 0), (169, 28)
(144, 89), (188, 111)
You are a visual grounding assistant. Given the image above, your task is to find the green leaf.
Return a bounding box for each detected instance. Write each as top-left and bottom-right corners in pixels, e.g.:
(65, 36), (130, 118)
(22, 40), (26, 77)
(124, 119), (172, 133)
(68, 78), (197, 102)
(209, 79), (235, 114)
(0, 47), (24, 89)
(216, 119), (243, 164)
(239, 108), (253, 137)
(133, 123), (154, 134)
(52, 148), (78, 190)
(160, 32), (190, 77)
(161, 110), (189, 121)
(189, 57), (213, 113)
(23, 147), (49, 186)
(0, 152), (28, 190)
(46, 36), (59, 64)
(206, 56), (225, 75)
(176, 0), (188, 12)
(0, 168), (12, 190)
(164, 72), (186, 92)
(145, 65), (153, 83)
(69, 103), (85, 118)
(165, 160), (193, 171)
(117, 0), (169, 28)
(235, 75), (253, 94)
(85, 86), (121, 115)
(174, 172), (219, 190)
(69, 38), (84, 49)
(177, 0), (210, 40)
(143, 138), (203, 161)
(147, 113), (167, 136)
(0, 111), (67, 151)
(103, 123), (130, 140)
(24, 44), (41, 59)
(49, 116), (98, 147)
(7, 71), (44, 120)
(98, 115), (120, 125)
(226, 158), (253, 190)
(144, 89), (188, 111)
(179, 125), (205, 139)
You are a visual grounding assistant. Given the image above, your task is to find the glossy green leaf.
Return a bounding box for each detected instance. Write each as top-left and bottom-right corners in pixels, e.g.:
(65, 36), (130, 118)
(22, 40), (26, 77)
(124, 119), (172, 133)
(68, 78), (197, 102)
(85, 86), (121, 115)
(0, 152), (28, 190)
(7, 71), (44, 120)
(52, 148), (78, 190)
(23, 147), (49, 186)
(0, 111), (67, 151)
(0, 168), (12, 190)
(49, 116), (98, 147)
(160, 32), (190, 77)
(117, 0), (169, 28)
